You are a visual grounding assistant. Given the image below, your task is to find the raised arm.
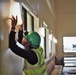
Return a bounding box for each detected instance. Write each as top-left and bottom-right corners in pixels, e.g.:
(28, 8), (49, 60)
(18, 24), (23, 43)
(9, 15), (38, 65)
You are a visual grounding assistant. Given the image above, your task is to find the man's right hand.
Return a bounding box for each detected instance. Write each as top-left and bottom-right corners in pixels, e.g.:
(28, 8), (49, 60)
(10, 15), (17, 28)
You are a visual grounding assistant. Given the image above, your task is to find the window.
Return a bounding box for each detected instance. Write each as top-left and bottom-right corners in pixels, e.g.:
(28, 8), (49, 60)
(63, 36), (76, 53)
(27, 12), (34, 31)
(22, 6), (34, 31)
(40, 36), (45, 56)
(49, 40), (52, 56)
(49, 33), (53, 57)
(39, 27), (46, 58)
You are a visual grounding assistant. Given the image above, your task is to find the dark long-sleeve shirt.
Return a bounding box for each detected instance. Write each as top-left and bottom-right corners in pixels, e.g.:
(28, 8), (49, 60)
(9, 30), (38, 65)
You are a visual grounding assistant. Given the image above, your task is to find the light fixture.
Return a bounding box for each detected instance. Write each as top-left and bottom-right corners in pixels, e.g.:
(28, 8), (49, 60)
(9, 2), (22, 25)
(49, 34), (53, 40)
(53, 37), (57, 43)
(39, 27), (45, 37)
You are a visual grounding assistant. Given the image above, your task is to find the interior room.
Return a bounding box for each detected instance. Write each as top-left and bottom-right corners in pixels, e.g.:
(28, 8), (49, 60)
(1, 0), (76, 75)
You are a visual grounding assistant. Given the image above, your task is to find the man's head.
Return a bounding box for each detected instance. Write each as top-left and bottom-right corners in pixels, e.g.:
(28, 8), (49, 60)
(22, 31), (41, 50)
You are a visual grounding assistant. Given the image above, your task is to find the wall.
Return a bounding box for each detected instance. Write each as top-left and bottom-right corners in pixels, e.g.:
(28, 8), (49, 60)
(0, 1), (10, 75)
(0, 1), (23, 75)
(55, 0), (76, 57)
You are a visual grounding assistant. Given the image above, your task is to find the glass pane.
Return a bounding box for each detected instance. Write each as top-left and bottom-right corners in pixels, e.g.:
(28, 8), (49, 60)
(40, 36), (45, 57)
(49, 40), (52, 53)
(27, 13), (32, 31)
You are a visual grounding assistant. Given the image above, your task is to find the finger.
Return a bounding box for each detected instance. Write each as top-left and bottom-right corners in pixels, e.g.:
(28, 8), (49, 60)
(12, 15), (15, 20)
(16, 15), (18, 22)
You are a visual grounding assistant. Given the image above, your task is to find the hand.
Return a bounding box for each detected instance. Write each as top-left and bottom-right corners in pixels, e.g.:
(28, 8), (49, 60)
(19, 20), (24, 30)
(10, 15), (17, 28)
(24, 30), (28, 35)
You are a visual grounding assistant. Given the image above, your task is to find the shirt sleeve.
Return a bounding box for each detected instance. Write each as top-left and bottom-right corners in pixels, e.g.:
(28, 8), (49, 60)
(9, 30), (38, 65)
(18, 30), (23, 43)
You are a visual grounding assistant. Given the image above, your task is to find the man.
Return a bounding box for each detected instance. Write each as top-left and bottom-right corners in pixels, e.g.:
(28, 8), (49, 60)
(9, 15), (47, 75)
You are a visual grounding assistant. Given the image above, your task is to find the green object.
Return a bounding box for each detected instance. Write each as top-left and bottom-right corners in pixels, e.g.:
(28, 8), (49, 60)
(24, 46), (47, 75)
(23, 31), (41, 48)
